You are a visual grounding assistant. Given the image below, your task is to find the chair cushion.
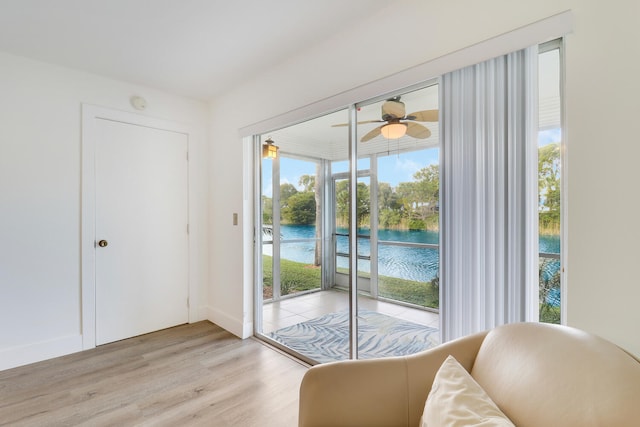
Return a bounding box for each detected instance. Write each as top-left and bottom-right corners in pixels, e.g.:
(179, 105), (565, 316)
(421, 355), (514, 427)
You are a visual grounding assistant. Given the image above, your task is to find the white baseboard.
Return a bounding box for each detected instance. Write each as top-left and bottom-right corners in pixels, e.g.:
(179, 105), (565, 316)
(242, 320), (254, 339)
(197, 305), (211, 322)
(0, 334), (83, 371)
(206, 306), (252, 339)
(0, 311), (253, 372)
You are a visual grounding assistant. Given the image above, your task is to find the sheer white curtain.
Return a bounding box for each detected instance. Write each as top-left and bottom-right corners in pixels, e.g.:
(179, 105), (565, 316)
(440, 46), (539, 342)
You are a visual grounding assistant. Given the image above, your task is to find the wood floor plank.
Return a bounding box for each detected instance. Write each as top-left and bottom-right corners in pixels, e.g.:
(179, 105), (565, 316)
(0, 322), (308, 426)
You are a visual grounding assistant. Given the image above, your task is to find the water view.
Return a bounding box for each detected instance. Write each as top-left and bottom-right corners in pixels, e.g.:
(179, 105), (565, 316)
(265, 224), (560, 283)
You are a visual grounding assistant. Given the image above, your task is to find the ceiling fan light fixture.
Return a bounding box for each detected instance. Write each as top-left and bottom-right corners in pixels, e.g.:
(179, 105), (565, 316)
(262, 137), (278, 159)
(380, 123), (407, 139)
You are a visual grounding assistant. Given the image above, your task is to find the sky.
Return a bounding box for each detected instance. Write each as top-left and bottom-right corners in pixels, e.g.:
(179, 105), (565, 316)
(539, 128), (561, 146)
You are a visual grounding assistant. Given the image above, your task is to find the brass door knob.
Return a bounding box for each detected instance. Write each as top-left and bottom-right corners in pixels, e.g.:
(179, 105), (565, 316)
(98, 240), (108, 248)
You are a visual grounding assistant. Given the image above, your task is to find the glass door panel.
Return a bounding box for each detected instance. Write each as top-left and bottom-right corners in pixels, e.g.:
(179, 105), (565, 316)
(255, 109), (351, 364)
(332, 176), (371, 292)
(255, 83), (441, 363)
(355, 85), (441, 359)
(375, 147), (440, 311)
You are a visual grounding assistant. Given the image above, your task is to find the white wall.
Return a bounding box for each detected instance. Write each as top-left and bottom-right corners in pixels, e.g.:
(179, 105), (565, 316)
(563, 0), (640, 356)
(0, 52), (209, 370)
(208, 0), (640, 356)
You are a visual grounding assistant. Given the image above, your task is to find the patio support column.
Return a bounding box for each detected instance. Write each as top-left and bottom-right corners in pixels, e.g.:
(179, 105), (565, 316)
(369, 154), (379, 298)
(320, 159), (332, 291)
(348, 104), (359, 360)
(272, 153), (281, 300)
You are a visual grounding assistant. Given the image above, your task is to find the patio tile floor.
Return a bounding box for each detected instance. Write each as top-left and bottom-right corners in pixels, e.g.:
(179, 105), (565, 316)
(261, 288), (440, 335)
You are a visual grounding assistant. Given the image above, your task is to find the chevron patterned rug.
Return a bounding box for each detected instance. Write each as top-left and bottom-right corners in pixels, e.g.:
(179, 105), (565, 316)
(267, 309), (439, 363)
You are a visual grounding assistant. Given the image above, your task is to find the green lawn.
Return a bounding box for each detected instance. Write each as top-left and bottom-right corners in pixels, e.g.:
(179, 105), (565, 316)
(379, 276), (439, 309)
(540, 304), (561, 324)
(262, 255), (321, 298)
(263, 255), (438, 308)
(263, 255), (558, 324)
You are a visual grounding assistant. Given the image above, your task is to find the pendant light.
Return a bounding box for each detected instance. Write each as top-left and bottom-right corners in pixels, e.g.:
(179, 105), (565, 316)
(262, 137), (278, 159)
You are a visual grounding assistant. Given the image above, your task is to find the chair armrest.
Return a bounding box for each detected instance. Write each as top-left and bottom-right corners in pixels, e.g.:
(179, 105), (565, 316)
(299, 357), (409, 427)
(298, 330), (488, 427)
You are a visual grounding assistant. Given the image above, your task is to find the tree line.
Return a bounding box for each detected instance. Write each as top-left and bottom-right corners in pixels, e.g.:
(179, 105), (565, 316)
(262, 142), (560, 234)
(262, 164), (440, 231)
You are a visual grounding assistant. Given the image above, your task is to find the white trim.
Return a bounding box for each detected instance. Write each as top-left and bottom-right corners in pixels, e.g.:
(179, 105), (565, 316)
(242, 135), (256, 337)
(0, 334), (82, 371)
(239, 10), (572, 137)
(81, 104), (197, 350)
(207, 306), (250, 339)
(559, 38), (569, 326)
(526, 46), (541, 322)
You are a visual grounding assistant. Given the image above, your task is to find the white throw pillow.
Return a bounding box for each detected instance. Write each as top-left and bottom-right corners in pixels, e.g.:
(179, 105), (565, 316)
(420, 355), (515, 427)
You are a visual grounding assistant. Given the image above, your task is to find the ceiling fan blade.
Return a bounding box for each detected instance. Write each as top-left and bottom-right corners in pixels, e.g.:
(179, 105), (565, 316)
(405, 109), (439, 122)
(405, 122), (431, 139)
(331, 120), (383, 128)
(360, 125), (383, 142)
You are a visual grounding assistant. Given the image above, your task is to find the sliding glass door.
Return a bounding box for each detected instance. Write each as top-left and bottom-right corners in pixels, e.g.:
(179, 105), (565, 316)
(255, 109), (351, 364)
(353, 87), (440, 359)
(254, 84), (441, 364)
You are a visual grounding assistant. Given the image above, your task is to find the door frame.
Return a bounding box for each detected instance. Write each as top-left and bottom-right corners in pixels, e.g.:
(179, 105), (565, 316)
(81, 104), (195, 350)
(331, 171), (375, 295)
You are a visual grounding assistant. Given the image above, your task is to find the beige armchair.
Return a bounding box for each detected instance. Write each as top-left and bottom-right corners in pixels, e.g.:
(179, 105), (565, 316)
(299, 322), (640, 427)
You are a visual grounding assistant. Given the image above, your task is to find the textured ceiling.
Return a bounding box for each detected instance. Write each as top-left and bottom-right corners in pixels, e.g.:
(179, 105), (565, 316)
(0, 1), (560, 150)
(0, 0), (392, 99)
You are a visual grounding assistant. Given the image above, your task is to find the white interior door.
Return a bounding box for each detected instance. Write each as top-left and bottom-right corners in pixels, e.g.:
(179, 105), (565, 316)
(94, 118), (189, 345)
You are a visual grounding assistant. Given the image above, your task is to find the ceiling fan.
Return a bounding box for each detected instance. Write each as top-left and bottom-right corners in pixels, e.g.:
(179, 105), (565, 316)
(333, 96), (438, 142)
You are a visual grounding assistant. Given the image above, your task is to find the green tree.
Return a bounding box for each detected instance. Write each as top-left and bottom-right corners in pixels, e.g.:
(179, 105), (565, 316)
(299, 174), (316, 192)
(379, 208), (402, 229)
(335, 180), (350, 226)
(538, 142), (561, 233)
(285, 192), (316, 224)
(335, 180), (370, 227)
(280, 183), (298, 202)
(378, 182), (393, 210)
(279, 183), (298, 222)
(389, 165), (440, 231)
(356, 182), (371, 225)
(395, 181), (417, 219)
(411, 164), (440, 230)
(262, 196), (273, 224)
(378, 182), (403, 228)
(413, 164), (439, 216)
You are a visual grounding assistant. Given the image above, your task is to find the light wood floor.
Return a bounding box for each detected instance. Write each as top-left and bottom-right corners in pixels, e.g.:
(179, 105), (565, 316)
(0, 322), (308, 427)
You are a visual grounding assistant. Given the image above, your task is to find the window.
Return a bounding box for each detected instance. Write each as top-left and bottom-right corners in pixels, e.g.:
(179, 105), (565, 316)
(538, 40), (563, 324)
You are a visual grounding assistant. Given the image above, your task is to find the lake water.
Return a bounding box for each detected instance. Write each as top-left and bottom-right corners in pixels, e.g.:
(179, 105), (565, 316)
(264, 224), (560, 283)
